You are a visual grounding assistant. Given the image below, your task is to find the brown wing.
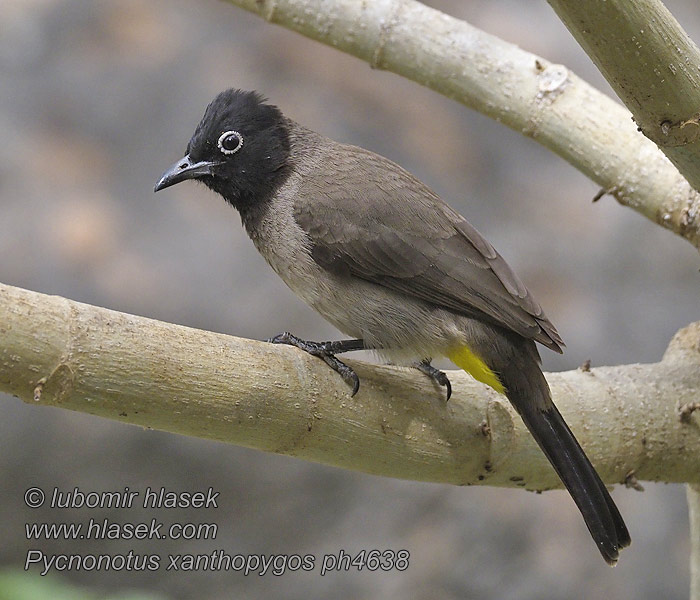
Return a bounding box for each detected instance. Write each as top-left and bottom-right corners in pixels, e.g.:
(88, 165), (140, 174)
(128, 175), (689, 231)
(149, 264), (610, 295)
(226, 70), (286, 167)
(293, 143), (563, 352)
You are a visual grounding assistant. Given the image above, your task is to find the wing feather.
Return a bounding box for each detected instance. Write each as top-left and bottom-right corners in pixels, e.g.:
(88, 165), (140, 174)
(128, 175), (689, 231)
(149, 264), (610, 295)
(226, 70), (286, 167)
(293, 143), (563, 352)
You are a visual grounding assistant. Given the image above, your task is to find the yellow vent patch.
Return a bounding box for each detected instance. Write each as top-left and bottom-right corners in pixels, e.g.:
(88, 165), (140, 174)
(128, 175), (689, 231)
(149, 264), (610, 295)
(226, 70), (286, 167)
(446, 346), (505, 394)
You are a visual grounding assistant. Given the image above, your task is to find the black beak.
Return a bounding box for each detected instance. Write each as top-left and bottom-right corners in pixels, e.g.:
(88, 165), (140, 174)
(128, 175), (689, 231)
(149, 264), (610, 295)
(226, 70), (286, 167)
(154, 155), (217, 192)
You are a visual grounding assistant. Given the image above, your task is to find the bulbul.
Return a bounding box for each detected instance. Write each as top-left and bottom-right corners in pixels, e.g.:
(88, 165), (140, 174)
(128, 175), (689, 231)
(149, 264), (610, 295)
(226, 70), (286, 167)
(155, 89), (630, 564)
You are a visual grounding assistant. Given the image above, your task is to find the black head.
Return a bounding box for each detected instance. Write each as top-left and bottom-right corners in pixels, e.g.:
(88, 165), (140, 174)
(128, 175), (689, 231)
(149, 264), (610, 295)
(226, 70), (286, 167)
(154, 89), (291, 211)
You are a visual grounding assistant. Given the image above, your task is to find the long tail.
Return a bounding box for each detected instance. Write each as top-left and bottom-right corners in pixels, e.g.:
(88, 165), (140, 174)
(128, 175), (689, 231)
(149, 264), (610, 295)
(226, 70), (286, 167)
(516, 394), (631, 565)
(449, 342), (631, 565)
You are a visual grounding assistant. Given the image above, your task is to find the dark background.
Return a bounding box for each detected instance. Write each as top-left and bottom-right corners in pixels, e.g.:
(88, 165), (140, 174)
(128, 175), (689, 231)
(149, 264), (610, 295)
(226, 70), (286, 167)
(1, 1), (698, 598)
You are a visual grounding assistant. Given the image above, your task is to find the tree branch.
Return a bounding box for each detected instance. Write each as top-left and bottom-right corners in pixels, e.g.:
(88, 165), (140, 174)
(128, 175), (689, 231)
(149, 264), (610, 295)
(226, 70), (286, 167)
(548, 0), (700, 192)
(223, 0), (700, 249)
(690, 484), (700, 600)
(1, 281), (698, 487)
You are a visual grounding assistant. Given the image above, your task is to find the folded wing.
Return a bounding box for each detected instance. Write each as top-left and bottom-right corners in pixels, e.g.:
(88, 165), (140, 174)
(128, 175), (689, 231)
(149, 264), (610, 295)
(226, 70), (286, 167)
(293, 144), (563, 352)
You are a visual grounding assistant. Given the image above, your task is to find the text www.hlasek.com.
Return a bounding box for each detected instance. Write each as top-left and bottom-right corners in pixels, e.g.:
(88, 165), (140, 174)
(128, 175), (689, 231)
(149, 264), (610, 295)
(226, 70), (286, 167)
(23, 487), (410, 575)
(26, 519), (216, 541)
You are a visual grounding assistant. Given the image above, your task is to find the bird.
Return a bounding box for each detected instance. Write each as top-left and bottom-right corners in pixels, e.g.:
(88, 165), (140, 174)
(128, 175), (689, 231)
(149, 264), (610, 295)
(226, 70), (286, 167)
(155, 88), (630, 564)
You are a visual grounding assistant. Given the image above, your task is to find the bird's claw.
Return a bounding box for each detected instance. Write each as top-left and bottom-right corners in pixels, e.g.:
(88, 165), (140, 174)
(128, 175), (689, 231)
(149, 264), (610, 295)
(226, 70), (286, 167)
(415, 360), (452, 401)
(266, 331), (295, 345)
(267, 332), (360, 396)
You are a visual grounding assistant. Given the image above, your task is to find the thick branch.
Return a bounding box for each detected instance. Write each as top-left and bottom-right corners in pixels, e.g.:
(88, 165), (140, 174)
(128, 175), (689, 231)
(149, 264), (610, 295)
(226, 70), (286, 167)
(1, 282), (698, 487)
(224, 0), (700, 248)
(548, 0), (700, 193)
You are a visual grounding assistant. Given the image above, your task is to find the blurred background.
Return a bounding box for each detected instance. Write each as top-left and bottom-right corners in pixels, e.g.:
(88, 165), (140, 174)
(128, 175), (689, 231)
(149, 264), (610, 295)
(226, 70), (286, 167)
(1, 0), (699, 598)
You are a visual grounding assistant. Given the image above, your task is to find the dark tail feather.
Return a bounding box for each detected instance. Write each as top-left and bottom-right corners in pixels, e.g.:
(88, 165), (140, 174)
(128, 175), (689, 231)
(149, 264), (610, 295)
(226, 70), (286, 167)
(499, 351), (630, 565)
(517, 400), (631, 564)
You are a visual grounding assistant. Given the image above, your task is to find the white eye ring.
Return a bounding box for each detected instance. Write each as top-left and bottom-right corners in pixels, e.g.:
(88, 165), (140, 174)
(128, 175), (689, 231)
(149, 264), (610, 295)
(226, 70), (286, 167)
(217, 130), (244, 155)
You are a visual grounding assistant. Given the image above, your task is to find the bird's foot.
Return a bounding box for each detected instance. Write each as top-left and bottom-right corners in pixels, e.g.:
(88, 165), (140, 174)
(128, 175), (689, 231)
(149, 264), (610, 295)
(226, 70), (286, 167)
(266, 332), (364, 396)
(414, 359), (452, 401)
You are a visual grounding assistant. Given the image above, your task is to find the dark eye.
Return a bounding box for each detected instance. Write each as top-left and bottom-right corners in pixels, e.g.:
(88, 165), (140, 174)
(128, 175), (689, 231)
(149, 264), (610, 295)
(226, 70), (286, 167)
(217, 130), (244, 155)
